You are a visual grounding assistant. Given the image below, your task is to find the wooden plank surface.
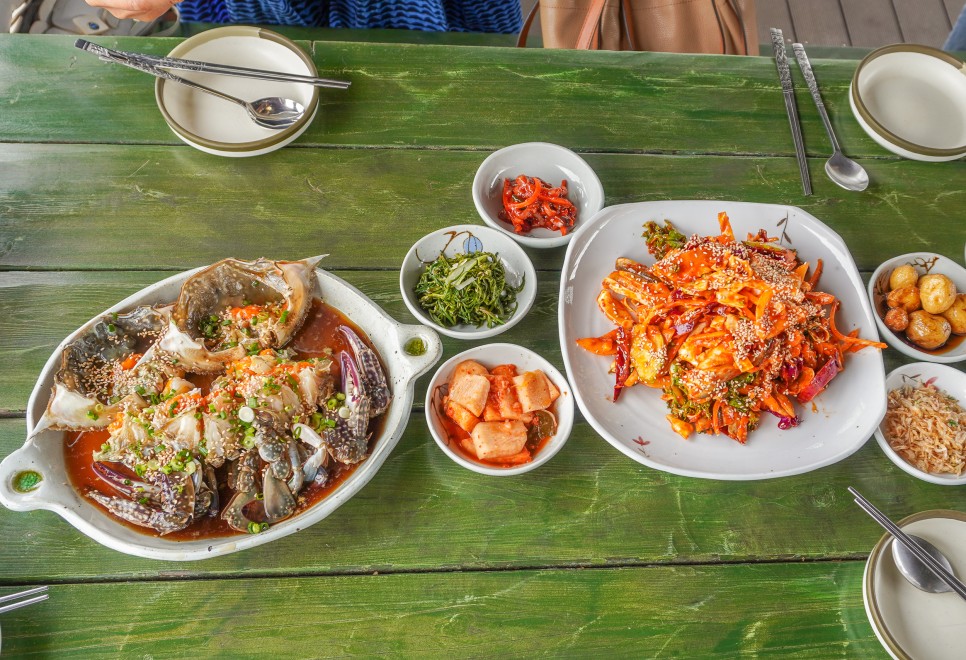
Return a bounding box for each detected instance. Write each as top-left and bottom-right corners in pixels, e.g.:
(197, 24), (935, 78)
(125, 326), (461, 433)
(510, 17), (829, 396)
(1, 147), (963, 275)
(0, 34), (904, 158)
(840, 0), (903, 48)
(2, 412), (963, 582)
(756, 0), (796, 43)
(786, 0), (851, 46)
(893, 0), (956, 46)
(0, 34), (964, 657)
(946, 0), (965, 26)
(0, 562), (884, 657)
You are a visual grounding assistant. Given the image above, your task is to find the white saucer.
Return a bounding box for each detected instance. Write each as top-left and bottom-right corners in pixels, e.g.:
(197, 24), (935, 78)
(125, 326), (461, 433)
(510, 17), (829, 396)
(155, 26), (320, 157)
(864, 510), (966, 659)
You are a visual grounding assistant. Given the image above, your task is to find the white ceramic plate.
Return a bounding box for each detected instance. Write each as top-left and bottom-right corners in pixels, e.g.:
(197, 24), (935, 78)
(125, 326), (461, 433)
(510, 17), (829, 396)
(868, 252), (966, 363)
(559, 200), (886, 480)
(850, 45), (966, 162)
(874, 363), (966, 485)
(864, 510), (966, 659)
(399, 224), (537, 339)
(156, 27), (321, 157)
(472, 142), (605, 248)
(424, 344), (574, 476)
(0, 261), (442, 560)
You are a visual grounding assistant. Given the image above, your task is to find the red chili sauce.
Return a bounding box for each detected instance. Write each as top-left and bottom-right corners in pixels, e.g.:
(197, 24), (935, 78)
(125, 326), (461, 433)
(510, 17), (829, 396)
(64, 299), (387, 540)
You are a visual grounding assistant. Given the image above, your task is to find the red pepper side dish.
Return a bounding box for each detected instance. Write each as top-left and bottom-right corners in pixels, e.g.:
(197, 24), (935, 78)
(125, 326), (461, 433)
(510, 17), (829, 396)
(500, 175), (578, 236)
(439, 360), (559, 467)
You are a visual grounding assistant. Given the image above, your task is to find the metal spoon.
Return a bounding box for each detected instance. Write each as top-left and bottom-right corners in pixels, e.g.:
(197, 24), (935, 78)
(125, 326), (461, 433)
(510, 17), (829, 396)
(892, 534), (957, 594)
(793, 43), (870, 192)
(99, 53), (305, 130)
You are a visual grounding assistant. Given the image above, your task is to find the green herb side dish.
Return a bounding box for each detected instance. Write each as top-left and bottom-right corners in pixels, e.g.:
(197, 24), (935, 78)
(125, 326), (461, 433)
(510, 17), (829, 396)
(414, 252), (523, 328)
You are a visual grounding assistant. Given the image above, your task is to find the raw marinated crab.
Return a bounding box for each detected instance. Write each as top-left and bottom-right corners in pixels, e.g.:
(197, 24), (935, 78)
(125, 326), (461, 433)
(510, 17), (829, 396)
(159, 257), (320, 372)
(40, 257), (392, 536)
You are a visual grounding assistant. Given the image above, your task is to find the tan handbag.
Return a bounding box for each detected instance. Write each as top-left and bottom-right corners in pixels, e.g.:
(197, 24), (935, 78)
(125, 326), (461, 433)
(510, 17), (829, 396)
(518, 0), (757, 55)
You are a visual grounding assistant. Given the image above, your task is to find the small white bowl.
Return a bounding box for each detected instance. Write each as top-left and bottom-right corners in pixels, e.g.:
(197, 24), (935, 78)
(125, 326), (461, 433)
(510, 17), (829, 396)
(868, 252), (966, 363)
(874, 363), (966, 485)
(400, 224), (537, 340)
(850, 45), (966, 162)
(425, 344), (574, 476)
(472, 142), (605, 248)
(156, 26), (321, 157)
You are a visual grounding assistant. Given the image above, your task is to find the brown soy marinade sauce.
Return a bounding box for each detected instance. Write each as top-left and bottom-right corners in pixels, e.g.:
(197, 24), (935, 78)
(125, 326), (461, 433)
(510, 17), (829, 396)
(64, 299), (388, 540)
(873, 286), (966, 355)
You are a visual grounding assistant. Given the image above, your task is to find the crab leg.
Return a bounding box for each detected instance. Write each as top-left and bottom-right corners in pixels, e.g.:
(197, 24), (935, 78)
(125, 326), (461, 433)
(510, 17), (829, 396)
(338, 326), (390, 415)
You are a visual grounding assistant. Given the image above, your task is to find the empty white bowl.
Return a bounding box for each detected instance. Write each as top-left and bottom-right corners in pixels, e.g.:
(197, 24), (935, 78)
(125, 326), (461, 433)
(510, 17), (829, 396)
(425, 343), (574, 476)
(472, 142), (605, 248)
(400, 224), (537, 340)
(156, 26), (321, 157)
(874, 363), (966, 485)
(868, 252), (966, 363)
(850, 45), (966, 162)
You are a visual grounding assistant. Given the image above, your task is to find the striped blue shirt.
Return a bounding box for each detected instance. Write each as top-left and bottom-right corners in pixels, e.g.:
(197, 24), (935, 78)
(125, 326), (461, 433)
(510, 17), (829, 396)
(177, 0), (522, 33)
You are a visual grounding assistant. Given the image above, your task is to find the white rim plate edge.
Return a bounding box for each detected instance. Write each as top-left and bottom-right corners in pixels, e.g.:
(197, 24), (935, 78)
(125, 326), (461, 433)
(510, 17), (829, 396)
(873, 362), (966, 485)
(558, 200), (886, 481)
(863, 510), (966, 660)
(0, 262), (442, 560)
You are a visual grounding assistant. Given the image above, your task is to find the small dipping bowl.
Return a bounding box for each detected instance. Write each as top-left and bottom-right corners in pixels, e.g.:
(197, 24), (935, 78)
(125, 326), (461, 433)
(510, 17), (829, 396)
(425, 343), (574, 476)
(472, 142), (605, 248)
(850, 45), (966, 162)
(400, 224), (537, 340)
(156, 26), (321, 157)
(874, 362), (966, 485)
(868, 252), (966, 363)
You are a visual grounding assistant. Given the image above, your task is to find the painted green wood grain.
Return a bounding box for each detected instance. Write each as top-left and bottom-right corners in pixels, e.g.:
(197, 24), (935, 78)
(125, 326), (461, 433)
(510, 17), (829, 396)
(0, 145), (962, 272)
(0, 269), (942, 413)
(1, 411), (963, 582)
(0, 562), (883, 657)
(0, 35), (917, 159)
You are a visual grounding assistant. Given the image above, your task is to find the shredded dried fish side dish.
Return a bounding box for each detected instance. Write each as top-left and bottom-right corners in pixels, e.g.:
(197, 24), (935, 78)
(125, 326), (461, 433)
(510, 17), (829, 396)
(577, 212), (885, 443)
(885, 381), (966, 475)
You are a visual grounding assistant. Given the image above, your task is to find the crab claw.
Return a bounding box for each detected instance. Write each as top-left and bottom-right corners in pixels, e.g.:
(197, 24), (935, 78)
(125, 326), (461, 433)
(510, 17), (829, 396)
(92, 461), (159, 499)
(87, 472), (194, 535)
(339, 326), (390, 416)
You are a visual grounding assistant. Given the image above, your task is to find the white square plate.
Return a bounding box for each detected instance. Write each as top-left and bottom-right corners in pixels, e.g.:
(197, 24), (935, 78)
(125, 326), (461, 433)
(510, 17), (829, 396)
(558, 201), (886, 480)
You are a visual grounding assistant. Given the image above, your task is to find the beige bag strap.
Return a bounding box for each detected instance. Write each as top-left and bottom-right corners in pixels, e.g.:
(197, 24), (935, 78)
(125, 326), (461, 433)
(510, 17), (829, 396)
(574, 0), (607, 50)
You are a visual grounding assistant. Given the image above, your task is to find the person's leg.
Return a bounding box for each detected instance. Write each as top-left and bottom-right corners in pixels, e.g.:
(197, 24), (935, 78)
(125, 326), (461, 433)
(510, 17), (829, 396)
(944, 3), (966, 52)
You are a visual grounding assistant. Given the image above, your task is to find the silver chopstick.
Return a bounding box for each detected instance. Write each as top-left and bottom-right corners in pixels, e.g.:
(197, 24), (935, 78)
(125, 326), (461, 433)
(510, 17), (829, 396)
(770, 28), (811, 196)
(75, 39), (351, 90)
(849, 487), (966, 601)
(0, 585), (48, 615)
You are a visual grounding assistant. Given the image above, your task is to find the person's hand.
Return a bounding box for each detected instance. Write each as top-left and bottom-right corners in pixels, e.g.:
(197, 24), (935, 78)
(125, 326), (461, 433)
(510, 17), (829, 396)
(84, 0), (178, 22)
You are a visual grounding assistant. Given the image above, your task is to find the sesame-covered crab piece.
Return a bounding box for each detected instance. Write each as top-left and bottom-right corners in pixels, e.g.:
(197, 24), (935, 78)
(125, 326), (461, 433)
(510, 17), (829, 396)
(158, 257), (322, 373)
(34, 306), (172, 434)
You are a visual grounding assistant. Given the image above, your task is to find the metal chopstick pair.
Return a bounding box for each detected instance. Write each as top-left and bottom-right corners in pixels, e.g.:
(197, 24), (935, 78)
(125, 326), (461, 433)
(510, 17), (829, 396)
(74, 39), (351, 90)
(849, 487), (966, 601)
(0, 586), (49, 615)
(770, 28), (811, 196)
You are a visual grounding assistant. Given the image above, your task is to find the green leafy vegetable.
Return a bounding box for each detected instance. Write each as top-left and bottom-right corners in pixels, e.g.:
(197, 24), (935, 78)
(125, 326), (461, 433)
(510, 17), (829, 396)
(414, 252), (523, 329)
(642, 220), (687, 259)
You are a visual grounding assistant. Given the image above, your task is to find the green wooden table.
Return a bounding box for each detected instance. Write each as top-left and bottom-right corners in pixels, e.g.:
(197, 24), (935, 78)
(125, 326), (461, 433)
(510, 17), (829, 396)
(0, 32), (964, 657)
